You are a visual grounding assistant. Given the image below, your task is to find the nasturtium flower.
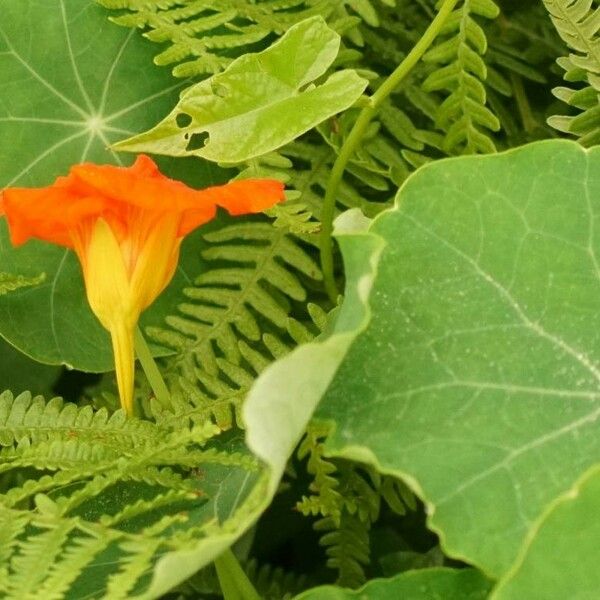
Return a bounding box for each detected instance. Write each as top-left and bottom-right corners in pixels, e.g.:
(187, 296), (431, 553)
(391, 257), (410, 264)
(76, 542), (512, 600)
(0, 155), (285, 415)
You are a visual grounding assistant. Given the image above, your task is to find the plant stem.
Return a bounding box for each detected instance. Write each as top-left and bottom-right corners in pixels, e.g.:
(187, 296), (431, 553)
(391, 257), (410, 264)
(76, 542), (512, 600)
(215, 549), (262, 600)
(510, 73), (537, 134)
(319, 0), (459, 302)
(134, 326), (171, 408)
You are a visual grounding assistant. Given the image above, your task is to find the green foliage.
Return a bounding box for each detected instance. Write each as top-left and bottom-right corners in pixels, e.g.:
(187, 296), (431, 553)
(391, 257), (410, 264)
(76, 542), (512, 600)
(493, 464), (600, 599)
(113, 17), (368, 163)
(173, 558), (309, 599)
(544, 0), (600, 145)
(295, 568), (492, 599)
(245, 559), (309, 600)
(0, 390), (264, 598)
(422, 0), (501, 154)
(296, 423), (416, 588)
(0, 0), (226, 372)
(3, 1), (600, 598)
(97, 0), (388, 78)
(146, 210), (324, 424)
(310, 140), (600, 579)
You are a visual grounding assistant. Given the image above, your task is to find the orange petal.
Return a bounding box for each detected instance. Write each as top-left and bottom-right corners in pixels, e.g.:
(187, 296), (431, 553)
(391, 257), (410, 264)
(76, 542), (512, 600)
(70, 155), (204, 212)
(207, 179), (286, 216)
(178, 205), (218, 237)
(1, 187), (105, 247)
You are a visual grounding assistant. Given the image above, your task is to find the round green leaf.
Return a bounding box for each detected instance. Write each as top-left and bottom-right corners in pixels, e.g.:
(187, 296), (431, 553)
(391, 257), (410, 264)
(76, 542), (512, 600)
(175, 137), (600, 592)
(0, 0), (225, 371)
(0, 337), (60, 396)
(313, 140), (600, 577)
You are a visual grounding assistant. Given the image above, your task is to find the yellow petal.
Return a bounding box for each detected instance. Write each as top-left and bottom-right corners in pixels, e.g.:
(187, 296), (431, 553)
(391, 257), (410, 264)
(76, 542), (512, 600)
(109, 321), (135, 416)
(81, 218), (136, 329)
(77, 218), (138, 414)
(129, 213), (181, 313)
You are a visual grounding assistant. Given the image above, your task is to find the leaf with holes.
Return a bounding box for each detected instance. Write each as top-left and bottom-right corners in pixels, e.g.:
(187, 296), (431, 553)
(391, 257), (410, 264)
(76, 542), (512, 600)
(0, 0), (227, 371)
(112, 16), (368, 163)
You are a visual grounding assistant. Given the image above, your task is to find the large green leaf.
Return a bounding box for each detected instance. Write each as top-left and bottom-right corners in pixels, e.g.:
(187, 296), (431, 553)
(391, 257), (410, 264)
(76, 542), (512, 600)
(313, 139), (600, 578)
(0, 338), (60, 396)
(0, 0), (226, 371)
(238, 139), (600, 581)
(492, 464), (600, 599)
(295, 568), (492, 600)
(112, 16), (368, 163)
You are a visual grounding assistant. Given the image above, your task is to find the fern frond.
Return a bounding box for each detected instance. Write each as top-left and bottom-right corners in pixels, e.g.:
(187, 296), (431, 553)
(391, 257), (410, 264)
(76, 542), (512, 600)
(315, 512), (370, 588)
(105, 535), (163, 599)
(153, 301), (328, 432)
(245, 558), (309, 600)
(296, 422), (344, 522)
(422, 0), (501, 154)
(147, 216), (322, 387)
(544, 0), (600, 145)
(33, 532), (115, 600)
(9, 518), (76, 598)
(0, 511), (29, 595)
(295, 422), (418, 588)
(97, 0), (381, 78)
(0, 392), (261, 598)
(0, 391), (156, 449)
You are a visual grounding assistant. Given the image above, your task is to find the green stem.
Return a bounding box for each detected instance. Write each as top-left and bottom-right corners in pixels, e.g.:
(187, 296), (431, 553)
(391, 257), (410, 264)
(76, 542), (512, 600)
(215, 549), (262, 600)
(319, 0), (459, 302)
(510, 73), (537, 134)
(134, 326), (171, 408)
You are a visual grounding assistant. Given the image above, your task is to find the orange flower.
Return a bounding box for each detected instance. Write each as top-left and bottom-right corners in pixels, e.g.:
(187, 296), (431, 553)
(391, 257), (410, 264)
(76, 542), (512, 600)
(0, 155), (284, 415)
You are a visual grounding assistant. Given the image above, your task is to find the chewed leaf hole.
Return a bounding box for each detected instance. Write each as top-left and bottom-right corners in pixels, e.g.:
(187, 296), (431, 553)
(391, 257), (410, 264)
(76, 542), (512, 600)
(186, 132), (209, 151)
(211, 83), (228, 98)
(176, 112), (192, 128)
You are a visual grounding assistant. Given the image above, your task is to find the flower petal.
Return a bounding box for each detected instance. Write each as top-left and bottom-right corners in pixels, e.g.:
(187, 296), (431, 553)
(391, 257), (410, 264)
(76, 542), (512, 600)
(1, 187), (105, 247)
(208, 179), (286, 216)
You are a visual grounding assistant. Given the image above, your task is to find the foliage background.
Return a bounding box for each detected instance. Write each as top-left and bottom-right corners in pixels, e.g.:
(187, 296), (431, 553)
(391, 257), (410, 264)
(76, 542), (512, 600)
(1, 0), (598, 598)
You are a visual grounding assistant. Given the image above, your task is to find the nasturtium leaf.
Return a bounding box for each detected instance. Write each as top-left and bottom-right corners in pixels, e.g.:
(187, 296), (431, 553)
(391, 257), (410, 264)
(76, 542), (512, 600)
(295, 568), (492, 600)
(0, 338), (60, 396)
(0, 0), (225, 371)
(113, 16), (369, 163)
(492, 464), (600, 599)
(240, 139), (600, 581)
(312, 139), (600, 578)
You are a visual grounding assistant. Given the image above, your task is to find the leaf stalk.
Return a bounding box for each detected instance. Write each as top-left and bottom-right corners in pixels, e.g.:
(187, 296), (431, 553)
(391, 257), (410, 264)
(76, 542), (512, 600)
(215, 549), (262, 600)
(134, 326), (172, 409)
(319, 0), (460, 302)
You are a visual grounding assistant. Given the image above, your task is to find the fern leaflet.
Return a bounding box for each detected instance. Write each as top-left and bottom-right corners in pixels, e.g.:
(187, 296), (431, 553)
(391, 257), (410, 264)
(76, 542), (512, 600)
(422, 0), (501, 154)
(97, 0), (385, 78)
(0, 391), (262, 598)
(544, 0), (600, 145)
(295, 422), (416, 588)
